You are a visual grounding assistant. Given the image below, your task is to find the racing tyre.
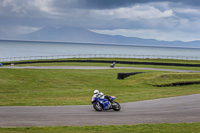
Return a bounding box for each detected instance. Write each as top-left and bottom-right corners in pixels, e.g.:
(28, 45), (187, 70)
(112, 102), (121, 111)
(93, 102), (103, 111)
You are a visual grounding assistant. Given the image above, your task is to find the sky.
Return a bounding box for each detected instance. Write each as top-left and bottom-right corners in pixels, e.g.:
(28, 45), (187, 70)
(0, 0), (200, 42)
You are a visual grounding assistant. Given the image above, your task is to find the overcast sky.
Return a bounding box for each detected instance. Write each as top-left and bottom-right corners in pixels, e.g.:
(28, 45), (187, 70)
(1, 0), (200, 42)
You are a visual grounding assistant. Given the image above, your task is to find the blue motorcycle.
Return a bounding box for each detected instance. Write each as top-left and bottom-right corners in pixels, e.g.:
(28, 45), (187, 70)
(92, 96), (121, 111)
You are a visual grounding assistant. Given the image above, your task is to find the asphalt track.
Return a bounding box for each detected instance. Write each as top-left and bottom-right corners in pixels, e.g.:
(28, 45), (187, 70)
(2, 66), (200, 73)
(1, 94), (200, 127)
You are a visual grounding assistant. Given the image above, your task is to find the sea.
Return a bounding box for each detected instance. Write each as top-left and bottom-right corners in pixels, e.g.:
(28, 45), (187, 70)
(0, 40), (200, 61)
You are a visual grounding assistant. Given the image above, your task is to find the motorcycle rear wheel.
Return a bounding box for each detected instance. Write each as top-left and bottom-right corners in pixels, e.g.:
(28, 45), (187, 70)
(112, 101), (121, 111)
(93, 102), (103, 111)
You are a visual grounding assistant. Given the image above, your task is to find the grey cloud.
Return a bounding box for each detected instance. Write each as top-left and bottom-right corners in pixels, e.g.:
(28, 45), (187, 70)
(52, 0), (200, 9)
(87, 0), (200, 8)
(0, 0), (200, 41)
(0, 1), (43, 18)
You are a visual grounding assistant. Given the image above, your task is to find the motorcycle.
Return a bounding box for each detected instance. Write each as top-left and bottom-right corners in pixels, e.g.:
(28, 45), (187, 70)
(92, 95), (121, 111)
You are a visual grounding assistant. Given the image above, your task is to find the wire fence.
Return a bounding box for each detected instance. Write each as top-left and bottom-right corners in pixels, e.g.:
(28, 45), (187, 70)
(0, 54), (200, 62)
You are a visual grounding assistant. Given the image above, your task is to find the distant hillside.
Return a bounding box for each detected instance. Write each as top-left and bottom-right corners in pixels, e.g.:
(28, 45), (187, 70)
(1, 27), (200, 47)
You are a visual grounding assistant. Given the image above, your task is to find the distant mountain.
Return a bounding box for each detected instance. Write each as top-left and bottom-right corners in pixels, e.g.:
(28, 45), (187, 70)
(2, 27), (200, 47)
(22, 27), (106, 43)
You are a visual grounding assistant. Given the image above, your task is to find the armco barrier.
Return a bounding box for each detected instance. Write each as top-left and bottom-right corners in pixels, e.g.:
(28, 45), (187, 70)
(118, 72), (145, 79)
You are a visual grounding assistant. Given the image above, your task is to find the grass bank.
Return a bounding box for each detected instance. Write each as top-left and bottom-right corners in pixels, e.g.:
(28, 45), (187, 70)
(1, 123), (200, 133)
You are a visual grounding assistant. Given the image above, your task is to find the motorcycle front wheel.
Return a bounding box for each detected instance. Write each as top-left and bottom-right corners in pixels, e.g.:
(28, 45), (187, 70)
(93, 102), (103, 111)
(112, 101), (121, 111)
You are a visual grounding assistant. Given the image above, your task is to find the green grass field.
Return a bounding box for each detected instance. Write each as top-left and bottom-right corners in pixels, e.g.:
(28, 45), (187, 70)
(1, 123), (200, 133)
(1, 67), (200, 106)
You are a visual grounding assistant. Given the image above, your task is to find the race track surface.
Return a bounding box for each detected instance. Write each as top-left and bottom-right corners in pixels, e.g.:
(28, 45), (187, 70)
(2, 66), (200, 73)
(1, 94), (200, 127)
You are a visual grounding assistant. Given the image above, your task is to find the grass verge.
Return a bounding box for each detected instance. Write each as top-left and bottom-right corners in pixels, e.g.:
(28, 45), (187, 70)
(1, 123), (200, 133)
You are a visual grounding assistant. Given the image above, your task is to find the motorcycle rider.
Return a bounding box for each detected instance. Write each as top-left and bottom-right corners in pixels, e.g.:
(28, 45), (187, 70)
(92, 90), (111, 102)
(92, 90), (111, 109)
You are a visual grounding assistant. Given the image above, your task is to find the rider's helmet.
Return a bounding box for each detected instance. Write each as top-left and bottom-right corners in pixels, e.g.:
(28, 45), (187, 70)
(94, 90), (99, 95)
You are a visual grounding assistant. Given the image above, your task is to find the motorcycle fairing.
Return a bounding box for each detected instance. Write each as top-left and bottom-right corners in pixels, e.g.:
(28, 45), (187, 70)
(92, 97), (111, 110)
